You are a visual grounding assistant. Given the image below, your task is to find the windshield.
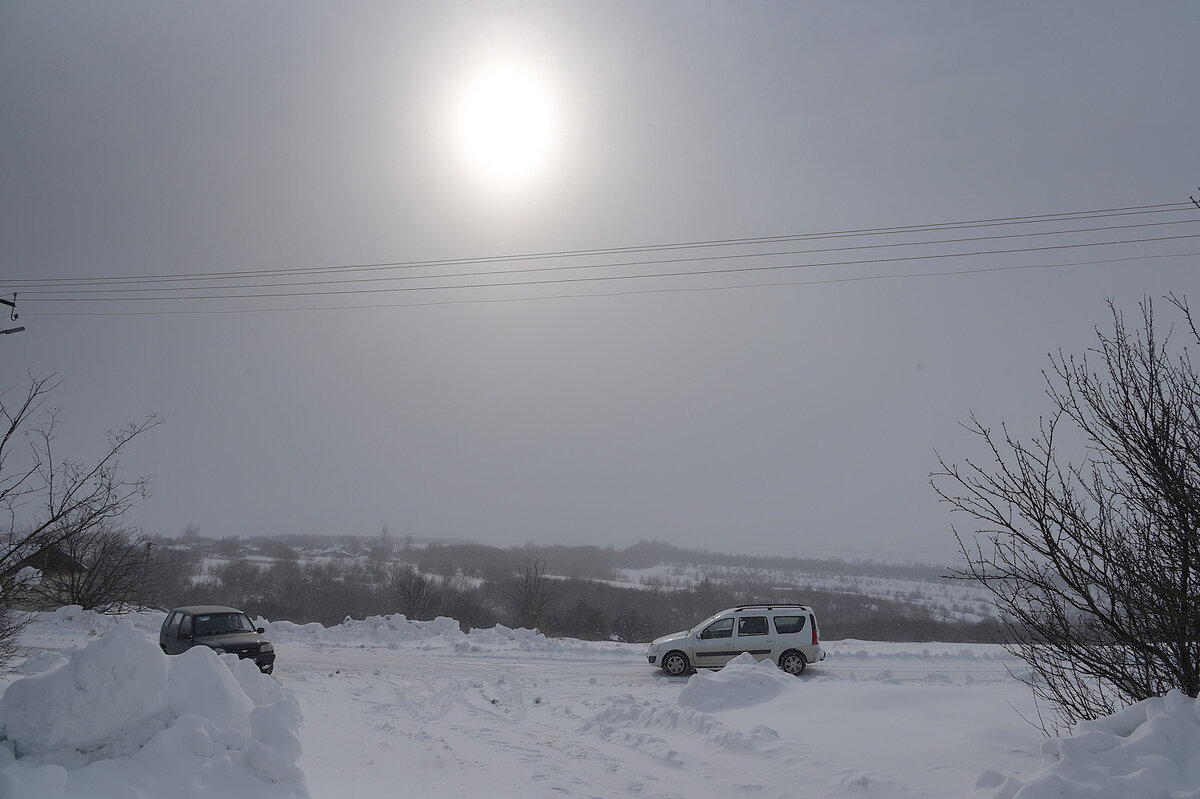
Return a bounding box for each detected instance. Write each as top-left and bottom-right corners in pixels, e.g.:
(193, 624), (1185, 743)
(193, 613), (256, 637)
(689, 611), (726, 635)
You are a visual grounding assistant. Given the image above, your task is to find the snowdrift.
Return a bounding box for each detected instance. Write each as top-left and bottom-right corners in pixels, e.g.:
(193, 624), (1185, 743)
(677, 652), (796, 712)
(0, 620), (307, 799)
(265, 612), (624, 657)
(582, 655), (792, 767)
(982, 690), (1200, 799)
(21, 604), (626, 658)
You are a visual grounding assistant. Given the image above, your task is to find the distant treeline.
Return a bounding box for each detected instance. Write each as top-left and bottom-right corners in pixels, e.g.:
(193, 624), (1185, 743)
(194, 534), (953, 583)
(152, 536), (998, 644)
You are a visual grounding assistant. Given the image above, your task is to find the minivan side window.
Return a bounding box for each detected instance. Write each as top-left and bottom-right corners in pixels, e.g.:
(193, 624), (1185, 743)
(700, 618), (734, 639)
(773, 615), (807, 635)
(738, 616), (769, 636)
(179, 614), (193, 639)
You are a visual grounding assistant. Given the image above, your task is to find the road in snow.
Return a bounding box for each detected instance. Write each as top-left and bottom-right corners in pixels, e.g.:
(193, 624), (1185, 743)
(279, 635), (1042, 798)
(21, 609), (1200, 799)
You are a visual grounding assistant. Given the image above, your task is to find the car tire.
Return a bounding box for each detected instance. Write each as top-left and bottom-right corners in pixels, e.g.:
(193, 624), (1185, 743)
(662, 651), (691, 677)
(779, 650), (807, 676)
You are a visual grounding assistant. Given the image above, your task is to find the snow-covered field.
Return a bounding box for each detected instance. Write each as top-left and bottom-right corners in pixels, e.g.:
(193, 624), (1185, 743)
(3, 607), (1199, 799)
(616, 564), (997, 622)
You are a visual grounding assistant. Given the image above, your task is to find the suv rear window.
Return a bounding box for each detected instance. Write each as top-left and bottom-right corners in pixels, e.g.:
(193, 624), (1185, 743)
(773, 615), (808, 635)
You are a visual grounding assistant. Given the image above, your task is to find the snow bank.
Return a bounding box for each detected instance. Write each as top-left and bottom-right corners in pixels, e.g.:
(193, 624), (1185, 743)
(984, 691), (1200, 799)
(21, 605), (621, 661)
(266, 613), (464, 645)
(0, 620), (307, 799)
(264, 613), (618, 657)
(462, 623), (617, 655)
(678, 652), (797, 712)
(23, 605), (164, 644)
(1, 621), (169, 763)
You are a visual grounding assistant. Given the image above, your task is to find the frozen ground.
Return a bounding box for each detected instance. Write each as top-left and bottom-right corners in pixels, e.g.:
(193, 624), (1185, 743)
(2, 607), (1198, 798)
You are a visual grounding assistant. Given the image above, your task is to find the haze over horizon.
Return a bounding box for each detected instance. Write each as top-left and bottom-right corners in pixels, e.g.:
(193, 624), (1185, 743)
(4, 2), (1199, 564)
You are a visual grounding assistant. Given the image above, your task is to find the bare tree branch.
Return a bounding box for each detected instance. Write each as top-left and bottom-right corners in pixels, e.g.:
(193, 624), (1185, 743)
(502, 558), (559, 631)
(0, 375), (160, 666)
(388, 565), (443, 621)
(932, 295), (1200, 733)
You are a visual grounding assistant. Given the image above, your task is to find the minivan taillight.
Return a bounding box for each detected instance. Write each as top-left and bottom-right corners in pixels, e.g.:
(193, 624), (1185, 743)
(811, 616), (819, 646)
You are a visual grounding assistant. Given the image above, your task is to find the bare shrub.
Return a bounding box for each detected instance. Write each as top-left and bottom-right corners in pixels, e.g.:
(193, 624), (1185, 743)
(933, 296), (1200, 732)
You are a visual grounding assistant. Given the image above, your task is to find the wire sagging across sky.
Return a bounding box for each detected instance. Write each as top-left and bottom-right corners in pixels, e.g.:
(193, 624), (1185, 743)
(10, 200), (1200, 316)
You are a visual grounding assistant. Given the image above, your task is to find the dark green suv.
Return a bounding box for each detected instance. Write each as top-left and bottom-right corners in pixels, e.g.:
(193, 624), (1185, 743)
(159, 605), (276, 674)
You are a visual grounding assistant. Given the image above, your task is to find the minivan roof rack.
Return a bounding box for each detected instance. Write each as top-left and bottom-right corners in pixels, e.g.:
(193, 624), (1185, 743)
(732, 604), (810, 611)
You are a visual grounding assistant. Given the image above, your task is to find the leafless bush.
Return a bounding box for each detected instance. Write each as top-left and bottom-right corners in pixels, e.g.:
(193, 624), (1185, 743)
(502, 558), (559, 630)
(389, 565), (443, 620)
(933, 296), (1200, 732)
(0, 374), (160, 664)
(31, 522), (157, 612)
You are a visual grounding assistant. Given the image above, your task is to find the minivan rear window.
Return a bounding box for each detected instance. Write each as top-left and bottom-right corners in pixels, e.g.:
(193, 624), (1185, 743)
(738, 616), (769, 636)
(773, 615), (807, 635)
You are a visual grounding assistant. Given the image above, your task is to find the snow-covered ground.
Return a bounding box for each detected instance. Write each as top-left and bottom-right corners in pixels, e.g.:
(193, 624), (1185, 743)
(2, 607), (1199, 798)
(616, 564), (996, 622)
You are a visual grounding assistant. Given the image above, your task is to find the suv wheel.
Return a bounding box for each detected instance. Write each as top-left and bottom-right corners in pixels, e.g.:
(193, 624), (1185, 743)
(662, 651), (691, 677)
(779, 649), (807, 676)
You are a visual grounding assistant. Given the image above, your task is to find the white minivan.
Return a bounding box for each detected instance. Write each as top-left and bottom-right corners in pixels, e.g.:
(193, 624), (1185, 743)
(646, 604), (824, 677)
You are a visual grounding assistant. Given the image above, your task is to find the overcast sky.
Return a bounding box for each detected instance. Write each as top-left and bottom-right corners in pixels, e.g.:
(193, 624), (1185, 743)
(3, 2), (1198, 561)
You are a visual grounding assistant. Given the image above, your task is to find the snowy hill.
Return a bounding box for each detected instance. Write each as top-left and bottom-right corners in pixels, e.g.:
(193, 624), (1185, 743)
(168, 537), (997, 642)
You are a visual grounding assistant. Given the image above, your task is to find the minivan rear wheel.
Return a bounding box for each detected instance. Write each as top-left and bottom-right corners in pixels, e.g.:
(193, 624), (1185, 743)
(779, 650), (807, 676)
(662, 651), (691, 677)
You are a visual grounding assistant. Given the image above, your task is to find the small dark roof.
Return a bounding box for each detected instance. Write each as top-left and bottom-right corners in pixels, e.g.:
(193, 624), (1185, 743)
(169, 605), (247, 616)
(5, 544), (87, 576)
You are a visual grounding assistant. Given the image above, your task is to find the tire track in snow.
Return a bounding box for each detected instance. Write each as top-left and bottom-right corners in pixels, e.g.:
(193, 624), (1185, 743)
(579, 693), (928, 799)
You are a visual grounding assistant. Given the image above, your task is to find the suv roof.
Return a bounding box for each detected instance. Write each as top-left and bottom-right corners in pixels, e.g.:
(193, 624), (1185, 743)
(170, 605), (247, 615)
(729, 604), (813, 612)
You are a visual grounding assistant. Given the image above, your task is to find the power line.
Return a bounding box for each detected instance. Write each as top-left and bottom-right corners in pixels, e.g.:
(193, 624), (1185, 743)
(27, 251), (1200, 317)
(24, 230), (1200, 303)
(14, 214), (1198, 297)
(12, 200), (1199, 315)
(9, 200), (1194, 290)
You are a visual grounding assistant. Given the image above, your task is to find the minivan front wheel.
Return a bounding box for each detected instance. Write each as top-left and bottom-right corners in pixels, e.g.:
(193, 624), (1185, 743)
(779, 650), (807, 676)
(662, 651), (691, 677)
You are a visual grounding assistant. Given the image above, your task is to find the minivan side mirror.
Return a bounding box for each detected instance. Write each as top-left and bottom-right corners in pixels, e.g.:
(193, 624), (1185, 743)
(257, 627), (265, 634)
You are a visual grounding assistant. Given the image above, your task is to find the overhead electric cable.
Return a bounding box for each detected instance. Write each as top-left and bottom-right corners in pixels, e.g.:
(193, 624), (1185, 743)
(27, 251), (1200, 317)
(26, 231), (1200, 304)
(7, 200), (1194, 290)
(12, 214), (1198, 296)
(14, 199), (1199, 316)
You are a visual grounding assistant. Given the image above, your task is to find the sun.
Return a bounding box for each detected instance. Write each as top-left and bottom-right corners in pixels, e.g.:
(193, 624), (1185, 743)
(454, 64), (557, 191)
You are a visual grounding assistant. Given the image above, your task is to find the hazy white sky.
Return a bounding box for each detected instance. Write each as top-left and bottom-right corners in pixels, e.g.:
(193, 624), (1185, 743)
(3, 2), (1198, 561)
